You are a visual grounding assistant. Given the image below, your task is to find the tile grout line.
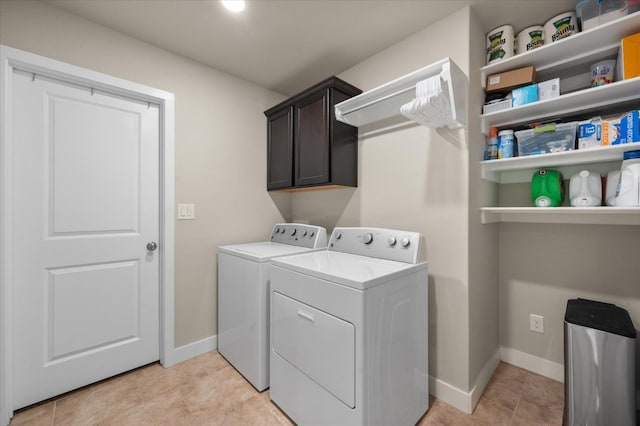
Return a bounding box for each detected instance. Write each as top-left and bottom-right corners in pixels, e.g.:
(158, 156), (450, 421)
(50, 400), (57, 426)
(510, 371), (532, 425)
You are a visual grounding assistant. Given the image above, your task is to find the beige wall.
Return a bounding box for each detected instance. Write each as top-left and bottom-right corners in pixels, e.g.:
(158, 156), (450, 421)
(499, 223), (640, 364)
(0, 0), (289, 347)
(291, 7), (486, 392)
(467, 7), (500, 388)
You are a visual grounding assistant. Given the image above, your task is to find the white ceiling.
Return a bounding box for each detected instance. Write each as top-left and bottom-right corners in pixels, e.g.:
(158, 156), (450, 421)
(44, 0), (577, 95)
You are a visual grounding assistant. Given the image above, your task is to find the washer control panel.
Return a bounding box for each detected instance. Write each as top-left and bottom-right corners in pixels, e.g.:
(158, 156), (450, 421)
(328, 227), (421, 264)
(270, 223), (327, 248)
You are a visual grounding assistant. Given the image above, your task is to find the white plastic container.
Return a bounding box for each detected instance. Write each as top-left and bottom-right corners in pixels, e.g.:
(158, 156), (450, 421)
(486, 25), (514, 64)
(606, 170), (621, 206)
(498, 129), (515, 159)
(591, 59), (616, 87)
(613, 150), (640, 206)
(516, 25), (544, 54)
(569, 170), (602, 207)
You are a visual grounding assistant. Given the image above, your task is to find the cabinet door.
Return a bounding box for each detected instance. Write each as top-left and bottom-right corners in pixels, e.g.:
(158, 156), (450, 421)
(266, 106), (294, 190)
(295, 90), (330, 187)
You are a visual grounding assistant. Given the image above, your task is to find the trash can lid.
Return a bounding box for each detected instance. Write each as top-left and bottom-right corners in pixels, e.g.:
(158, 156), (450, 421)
(565, 298), (636, 338)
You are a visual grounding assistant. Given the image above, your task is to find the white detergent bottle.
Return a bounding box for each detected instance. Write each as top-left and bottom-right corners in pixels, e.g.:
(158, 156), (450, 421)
(614, 150), (640, 207)
(605, 170), (620, 206)
(569, 170), (602, 207)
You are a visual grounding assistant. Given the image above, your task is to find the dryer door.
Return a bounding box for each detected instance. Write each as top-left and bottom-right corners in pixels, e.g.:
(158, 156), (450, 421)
(272, 292), (355, 408)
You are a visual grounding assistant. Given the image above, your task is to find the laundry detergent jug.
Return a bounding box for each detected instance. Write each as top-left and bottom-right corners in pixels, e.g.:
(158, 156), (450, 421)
(605, 170), (620, 206)
(613, 150), (640, 206)
(569, 170), (601, 207)
(531, 169), (564, 207)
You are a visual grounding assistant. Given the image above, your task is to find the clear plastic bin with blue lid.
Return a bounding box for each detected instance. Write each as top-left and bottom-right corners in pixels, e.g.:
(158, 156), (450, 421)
(515, 122), (578, 156)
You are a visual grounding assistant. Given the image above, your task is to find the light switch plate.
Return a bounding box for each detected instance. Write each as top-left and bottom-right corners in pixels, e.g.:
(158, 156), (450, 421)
(177, 203), (195, 220)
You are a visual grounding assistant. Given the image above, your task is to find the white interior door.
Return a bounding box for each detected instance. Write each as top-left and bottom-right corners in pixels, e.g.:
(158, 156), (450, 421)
(11, 69), (160, 409)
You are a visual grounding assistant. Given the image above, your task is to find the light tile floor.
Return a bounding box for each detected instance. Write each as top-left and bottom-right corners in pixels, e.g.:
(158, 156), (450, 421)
(10, 351), (564, 425)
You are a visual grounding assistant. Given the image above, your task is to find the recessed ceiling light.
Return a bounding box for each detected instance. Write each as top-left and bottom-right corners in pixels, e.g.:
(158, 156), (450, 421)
(221, 0), (246, 13)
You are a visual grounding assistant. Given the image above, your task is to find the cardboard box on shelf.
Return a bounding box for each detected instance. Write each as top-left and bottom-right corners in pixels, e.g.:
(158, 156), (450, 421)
(602, 110), (640, 145)
(578, 117), (602, 149)
(538, 78), (560, 101)
(486, 66), (537, 93)
(512, 84), (538, 107)
(621, 33), (640, 80)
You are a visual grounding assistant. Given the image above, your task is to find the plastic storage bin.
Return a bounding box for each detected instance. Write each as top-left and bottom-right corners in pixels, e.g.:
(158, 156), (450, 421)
(577, 0), (628, 31)
(516, 122), (577, 156)
(564, 298), (636, 426)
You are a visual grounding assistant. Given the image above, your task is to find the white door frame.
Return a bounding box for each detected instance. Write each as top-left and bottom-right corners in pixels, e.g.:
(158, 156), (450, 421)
(0, 45), (176, 425)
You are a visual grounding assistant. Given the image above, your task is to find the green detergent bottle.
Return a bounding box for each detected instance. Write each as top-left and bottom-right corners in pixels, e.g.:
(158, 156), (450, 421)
(531, 169), (564, 207)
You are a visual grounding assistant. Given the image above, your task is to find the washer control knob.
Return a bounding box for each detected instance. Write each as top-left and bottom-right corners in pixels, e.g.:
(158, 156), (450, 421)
(302, 230), (308, 236)
(309, 231), (315, 238)
(388, 236), (397, 246)
(363, 233), (373, 244)
(275, 227), (280, 234)
(290, 229), (297, 236)
(401, 237), (411, 248)
(335, 232), (342, 240)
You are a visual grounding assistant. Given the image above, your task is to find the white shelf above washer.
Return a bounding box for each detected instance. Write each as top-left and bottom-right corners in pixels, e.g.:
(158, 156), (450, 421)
(334, 57), (467, 129)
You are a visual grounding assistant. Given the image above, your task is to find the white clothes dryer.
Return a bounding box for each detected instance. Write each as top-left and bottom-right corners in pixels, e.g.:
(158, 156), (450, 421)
(269, 227), (428, 425)
(217, 223), (327, 391)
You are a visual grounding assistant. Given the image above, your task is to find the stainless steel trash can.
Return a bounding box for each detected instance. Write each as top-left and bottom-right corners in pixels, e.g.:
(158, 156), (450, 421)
(564, 298), (636, 426)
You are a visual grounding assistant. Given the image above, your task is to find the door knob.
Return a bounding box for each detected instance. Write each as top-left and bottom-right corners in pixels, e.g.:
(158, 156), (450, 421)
(146, 242), (158, 251)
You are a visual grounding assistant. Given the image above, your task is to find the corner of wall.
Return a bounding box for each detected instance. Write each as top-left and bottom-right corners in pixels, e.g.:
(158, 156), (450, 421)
(466, 4), (500, 391)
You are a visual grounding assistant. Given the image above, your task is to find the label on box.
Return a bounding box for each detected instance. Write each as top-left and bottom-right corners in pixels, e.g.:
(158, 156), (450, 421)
(602, 110), (640, 145)
(578, 118), (601, 149)
(489, 76), (501, 85)
(538, 78), (560, 101)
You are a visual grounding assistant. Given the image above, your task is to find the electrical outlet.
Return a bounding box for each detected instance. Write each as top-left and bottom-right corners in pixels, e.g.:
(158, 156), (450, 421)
(530, 314), (544, 334)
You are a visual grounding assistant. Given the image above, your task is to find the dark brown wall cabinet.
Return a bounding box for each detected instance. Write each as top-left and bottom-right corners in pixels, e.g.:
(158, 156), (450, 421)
(264, 77), (361, 191)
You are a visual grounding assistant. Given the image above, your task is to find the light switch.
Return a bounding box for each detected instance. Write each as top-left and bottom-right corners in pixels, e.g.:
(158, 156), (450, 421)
(177, 203), (195, 220)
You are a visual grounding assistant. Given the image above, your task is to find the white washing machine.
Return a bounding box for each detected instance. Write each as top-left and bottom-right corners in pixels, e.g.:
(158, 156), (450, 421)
(269, 227), (428, 425)
(217, 223), (327, 391)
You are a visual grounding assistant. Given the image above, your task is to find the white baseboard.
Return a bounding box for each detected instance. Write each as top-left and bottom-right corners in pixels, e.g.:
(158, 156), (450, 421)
(470, 349), (501, 410)
(499, 346), (564, 383)
(429, 375), (473, 414)
(172, 335), (217, 365)
(429, 349), (500, 414)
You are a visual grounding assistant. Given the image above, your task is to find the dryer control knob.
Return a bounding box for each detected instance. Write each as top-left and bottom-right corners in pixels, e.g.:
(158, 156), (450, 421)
(363, 233), (373, 244)
(388, 236), (397, 246)
(290, 229), (297, 236)
(401, 237), (411, 248)
(275, 227), (280, 234)
(309, 231), (315, 238)
(302, 230), (308, 236)
(335, 232), (342, 240)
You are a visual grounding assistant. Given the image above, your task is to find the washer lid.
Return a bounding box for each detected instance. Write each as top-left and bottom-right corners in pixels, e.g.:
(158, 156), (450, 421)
(271, 250), (427, 290)
(218, 242), (320, 262)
